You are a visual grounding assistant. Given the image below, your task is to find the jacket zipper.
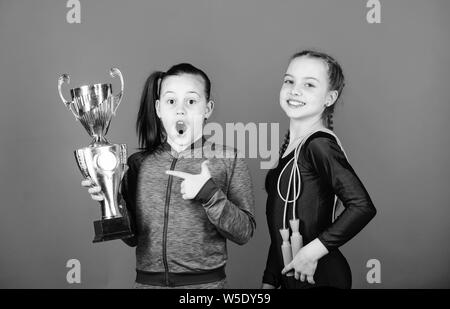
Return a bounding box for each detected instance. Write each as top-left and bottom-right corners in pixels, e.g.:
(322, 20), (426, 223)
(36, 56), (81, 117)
(163, 157), (178, 286)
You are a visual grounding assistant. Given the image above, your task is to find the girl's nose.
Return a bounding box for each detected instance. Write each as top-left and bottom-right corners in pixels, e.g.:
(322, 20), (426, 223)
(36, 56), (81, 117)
(290, 85), (302, 96)
(176, 104), (186, 115)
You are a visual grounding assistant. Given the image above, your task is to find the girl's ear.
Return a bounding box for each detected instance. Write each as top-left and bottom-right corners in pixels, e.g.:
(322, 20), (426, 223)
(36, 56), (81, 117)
(155, 100), (161, 118)
(204, 100), (214, 120)
(325, 90), (339, 107)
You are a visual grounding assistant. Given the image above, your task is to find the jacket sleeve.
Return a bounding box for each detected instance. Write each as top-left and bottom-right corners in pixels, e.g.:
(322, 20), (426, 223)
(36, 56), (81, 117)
(120, 162), (138, 247)
(194, 154), (256, 245)
(306, 136), (377, 252)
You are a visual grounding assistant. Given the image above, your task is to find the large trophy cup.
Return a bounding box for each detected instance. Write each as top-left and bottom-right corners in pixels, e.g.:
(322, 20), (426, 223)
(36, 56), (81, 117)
(58, 68), (134, 243)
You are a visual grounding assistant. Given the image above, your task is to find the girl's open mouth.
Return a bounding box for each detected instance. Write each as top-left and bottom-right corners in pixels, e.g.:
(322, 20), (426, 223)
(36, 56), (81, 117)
(176, 121), (187, 135)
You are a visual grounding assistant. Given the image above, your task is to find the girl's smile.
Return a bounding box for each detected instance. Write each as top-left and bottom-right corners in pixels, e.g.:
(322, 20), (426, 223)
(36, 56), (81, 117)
(286, 97), (306, 108)
(280, 56), (333, 121)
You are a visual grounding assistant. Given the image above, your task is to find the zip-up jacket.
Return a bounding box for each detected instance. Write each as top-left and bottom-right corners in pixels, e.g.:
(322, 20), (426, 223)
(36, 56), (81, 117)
(120, 138), (256, 286)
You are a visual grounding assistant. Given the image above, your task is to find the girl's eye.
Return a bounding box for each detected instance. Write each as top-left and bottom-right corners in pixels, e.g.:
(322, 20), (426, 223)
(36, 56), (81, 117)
(167, 99), (175, 104)
(187, 99), (197, 105)
(284, 79), (294, 84)
(305, 83), (315, 88)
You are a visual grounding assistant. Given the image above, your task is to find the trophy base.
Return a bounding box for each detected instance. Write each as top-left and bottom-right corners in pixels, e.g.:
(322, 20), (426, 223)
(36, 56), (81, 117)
(93, 216), (134, 243)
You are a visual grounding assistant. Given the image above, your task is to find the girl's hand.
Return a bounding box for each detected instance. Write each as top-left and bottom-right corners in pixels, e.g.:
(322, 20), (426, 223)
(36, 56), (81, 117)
(166, 160), (211, 200)
(282, 248), (318, 284)
(81, 178), (104, 201)
(281, 238), (329, 285)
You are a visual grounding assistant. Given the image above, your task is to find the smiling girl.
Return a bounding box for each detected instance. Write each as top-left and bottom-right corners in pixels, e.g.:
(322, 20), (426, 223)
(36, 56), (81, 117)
(262, 50), (376, 289)
(83, 63), (256, 288)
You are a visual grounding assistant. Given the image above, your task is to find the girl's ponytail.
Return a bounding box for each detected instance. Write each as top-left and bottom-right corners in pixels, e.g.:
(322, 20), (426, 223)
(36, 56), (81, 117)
(136, 71), (165, 151)
(136, 63), (211, 152)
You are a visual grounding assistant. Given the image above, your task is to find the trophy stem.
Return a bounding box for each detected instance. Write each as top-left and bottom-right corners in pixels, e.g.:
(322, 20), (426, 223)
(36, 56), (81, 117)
(91, 136), (109, 145)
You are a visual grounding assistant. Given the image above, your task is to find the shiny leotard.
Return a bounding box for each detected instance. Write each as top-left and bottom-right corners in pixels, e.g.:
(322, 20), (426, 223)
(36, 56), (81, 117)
(263, 131), (376, 289)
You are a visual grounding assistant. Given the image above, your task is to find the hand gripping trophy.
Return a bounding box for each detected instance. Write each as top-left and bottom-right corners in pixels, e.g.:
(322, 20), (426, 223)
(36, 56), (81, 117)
(58, 68), (134, 243)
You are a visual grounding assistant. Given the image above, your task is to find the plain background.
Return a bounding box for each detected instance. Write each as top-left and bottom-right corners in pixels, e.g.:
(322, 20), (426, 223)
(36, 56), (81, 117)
(0, 0), (449, 288)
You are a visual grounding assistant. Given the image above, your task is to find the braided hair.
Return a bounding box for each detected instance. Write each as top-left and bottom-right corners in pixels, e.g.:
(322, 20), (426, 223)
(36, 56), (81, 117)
(290, 50), (345, 131)
(279, 50), (345, 155)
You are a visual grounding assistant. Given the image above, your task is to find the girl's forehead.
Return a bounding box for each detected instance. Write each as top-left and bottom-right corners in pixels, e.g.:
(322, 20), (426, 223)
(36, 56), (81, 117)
(286, 57), (328, 80)
(161, 74), (205, 94)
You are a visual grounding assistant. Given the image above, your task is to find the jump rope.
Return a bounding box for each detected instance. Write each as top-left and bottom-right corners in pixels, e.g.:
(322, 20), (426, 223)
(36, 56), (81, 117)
(277, 128), (349, 276)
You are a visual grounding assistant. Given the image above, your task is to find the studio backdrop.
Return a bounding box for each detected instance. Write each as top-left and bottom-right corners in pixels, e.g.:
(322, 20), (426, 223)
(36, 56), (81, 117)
(0, 0), (449, 288)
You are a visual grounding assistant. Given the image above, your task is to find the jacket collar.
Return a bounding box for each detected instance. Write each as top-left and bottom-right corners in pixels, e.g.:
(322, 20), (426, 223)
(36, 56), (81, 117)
(163, 136), (207, 158)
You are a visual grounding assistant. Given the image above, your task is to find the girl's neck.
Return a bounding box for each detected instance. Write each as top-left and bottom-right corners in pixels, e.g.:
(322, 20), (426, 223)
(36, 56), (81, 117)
(288, 117), (326, 147)
(167, 133), (203, 154)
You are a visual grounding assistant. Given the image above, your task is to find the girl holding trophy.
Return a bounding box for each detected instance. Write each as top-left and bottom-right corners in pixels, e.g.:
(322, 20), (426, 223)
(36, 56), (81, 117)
(262, 50), (377, 289)
(82, 63), (256, 288)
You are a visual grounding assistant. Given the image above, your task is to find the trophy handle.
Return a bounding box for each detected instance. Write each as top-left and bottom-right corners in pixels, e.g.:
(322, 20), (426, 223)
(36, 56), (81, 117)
(58, 74), (72, 109)
(74, 149), (90, 180)
(119, 144), (127, 175)
(109, 68), (124, 114)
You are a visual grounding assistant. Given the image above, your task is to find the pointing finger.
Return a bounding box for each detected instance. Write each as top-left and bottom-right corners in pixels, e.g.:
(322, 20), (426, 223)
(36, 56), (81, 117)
(166, 170), (191, 179)
(182, 193), (191, 200)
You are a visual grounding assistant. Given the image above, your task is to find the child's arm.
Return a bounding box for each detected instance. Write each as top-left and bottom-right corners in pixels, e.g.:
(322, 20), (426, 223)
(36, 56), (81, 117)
(306, 136), (377, 252)
(120, 165), (138, 247)
(262, 242), (282, 288)
(195, 155), (256, 245)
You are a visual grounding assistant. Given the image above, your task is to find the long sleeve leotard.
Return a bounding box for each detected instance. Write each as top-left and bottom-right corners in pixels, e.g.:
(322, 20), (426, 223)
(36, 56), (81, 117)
(263, 131), (376, 289)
